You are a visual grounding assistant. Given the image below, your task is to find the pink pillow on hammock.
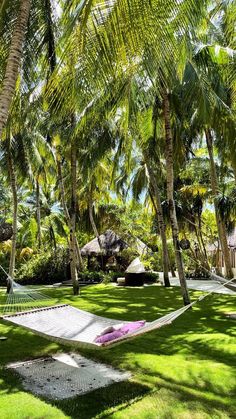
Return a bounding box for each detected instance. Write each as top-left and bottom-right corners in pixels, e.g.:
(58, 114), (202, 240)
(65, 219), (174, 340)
(95, 330), (124, 343)
(95, 320), (146, 344)
(118, 320), (146, 334)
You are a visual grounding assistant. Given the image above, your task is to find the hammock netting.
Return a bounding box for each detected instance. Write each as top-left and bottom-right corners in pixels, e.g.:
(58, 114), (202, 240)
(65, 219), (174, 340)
(1, 280), (54, 316)
(0, 270), (235, 349)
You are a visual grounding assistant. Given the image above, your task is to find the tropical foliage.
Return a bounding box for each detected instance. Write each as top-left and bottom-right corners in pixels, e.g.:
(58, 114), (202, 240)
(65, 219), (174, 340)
(0, 0), (236, 302)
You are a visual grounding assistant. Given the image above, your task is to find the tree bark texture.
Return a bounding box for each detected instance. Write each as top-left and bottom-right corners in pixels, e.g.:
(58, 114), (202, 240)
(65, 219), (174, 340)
(56, 149), (83, 270)
(70, 133), (80, 295)
(36, 177), (42, 249)
(205, 128), (233, 278)
(0, 0), (31, 140)
(88, 192), (104, 269)
(6, 138), (18, 293)
(144, 156), (170, 287)
(163, 90), (190, 305)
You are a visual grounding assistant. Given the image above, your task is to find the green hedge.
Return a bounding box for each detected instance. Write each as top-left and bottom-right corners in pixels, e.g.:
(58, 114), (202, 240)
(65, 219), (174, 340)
(16, 248), (69, 285)
(144, 272), (159, 283)
(16, 249), (106, 285)
(78, 270), (105, 283)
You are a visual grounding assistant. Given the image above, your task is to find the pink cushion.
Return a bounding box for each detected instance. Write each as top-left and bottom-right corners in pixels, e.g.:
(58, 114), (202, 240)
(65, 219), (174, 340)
(95, 330), (124, 344)
(95, 320), (146, 344)
(119, 320), (146, 334)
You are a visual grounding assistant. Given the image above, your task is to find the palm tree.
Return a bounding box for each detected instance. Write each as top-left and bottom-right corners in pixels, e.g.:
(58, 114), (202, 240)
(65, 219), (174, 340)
(179, 44), (235, 277)
(69, 123), (80, 295)
(205, 128), (233, 278)
(143, 151), (170, 286)
(162, 89), (190, 304)
(5, 135), (18, 292)
(0, 0), (31, 140)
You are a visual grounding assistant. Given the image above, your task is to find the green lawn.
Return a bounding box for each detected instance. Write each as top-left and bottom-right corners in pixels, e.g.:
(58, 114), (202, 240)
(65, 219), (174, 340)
(0, 283), (235, 419)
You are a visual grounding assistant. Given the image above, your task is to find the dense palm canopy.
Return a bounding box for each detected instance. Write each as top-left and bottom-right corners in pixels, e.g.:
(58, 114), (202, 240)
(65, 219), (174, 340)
(0, 0), (236, 300)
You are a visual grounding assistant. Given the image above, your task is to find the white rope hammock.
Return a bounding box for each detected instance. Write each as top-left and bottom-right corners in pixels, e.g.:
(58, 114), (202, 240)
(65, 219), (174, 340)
(2, 302), (194, 349)
(0, 265), (235, 349)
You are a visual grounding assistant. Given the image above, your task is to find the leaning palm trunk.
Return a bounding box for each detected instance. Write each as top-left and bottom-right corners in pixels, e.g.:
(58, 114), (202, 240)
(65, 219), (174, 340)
(6, 138), (18, 293)
(205, 128), (233, 279)
(70, 133), (80, 295)
(169, 262), (176, 277)
(0, 0), (31, 140)
(163, 90), (190, 305)
(197, 217), (210, 270)
(143, 155), (170, 287)
(35, 177), (42, 249)
(88, 191), (104, 269)
(56, 150), (83, 270)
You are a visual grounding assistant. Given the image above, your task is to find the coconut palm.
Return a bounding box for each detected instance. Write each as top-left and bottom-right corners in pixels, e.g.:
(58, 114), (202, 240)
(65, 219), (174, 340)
(178, 46), (235, 278)
(0, 0), (31, 140)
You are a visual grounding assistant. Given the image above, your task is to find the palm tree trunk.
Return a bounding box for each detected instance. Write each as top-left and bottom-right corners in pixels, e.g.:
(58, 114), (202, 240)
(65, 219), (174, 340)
(88, 193), (102, 248)
(0, 0), (31, 140)
(56, 149), (83, 270)
(197, 215), (210, 268)
(163, 90), (190, 305)
(169, 262), (176, 277)
(50, 224), (57, 251)
(36, 177), (42, 249)
(70, 133), (80, 295)
(194, 226), (209, 270)
(144, 157), (170, 286)
(6, 138), (18, 293)
(215, 241), (222, 275)
(205, 128), (233, 278)
(88, 191), (105, 269)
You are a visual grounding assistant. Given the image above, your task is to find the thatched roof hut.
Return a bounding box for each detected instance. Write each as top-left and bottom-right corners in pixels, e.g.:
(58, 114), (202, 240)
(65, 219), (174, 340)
(81, 230), (128, 256)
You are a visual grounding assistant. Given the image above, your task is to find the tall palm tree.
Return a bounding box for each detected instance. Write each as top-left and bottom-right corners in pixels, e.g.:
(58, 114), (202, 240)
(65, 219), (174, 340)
(142, 150), (170, 286)
(205, 128), (233, 278)
(0, 0), (31, 140)
(5, 135), (17, 292)
(69, 122), (80, 295)
(162, 89), (190, 304)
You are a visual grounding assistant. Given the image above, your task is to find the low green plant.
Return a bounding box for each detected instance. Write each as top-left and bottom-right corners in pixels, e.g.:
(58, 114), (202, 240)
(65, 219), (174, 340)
(0, 285), (235, 419)
(141, 253), (160, 271)
(109, 271), (125, 281)
(144, 272), (159, 283)
(78, 270), (105, 283)
(116, 248), (139, 270)
(16, 247), (69, 285)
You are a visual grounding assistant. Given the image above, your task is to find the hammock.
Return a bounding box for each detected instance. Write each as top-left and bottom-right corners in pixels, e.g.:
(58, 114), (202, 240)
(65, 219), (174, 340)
(0, 264), (235, 349)
(2, 302), (194, 349)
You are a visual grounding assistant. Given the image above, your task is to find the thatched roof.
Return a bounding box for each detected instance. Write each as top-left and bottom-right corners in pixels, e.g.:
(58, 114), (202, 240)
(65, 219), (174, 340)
(135, 238), (150, 255)
(81, 230), (128, 256)
(0, 222), (13, 243)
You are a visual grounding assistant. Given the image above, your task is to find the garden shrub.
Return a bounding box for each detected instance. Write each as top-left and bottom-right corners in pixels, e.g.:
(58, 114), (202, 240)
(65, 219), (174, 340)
(144, 272), (159, 283)
(141, 253), (160, 271)
(116, 248), (139, 270)
(108, 271), (125, 281)
(16, 248), (106, 285)
(17, 247), (70, 285)
(78, 270), (105, 283)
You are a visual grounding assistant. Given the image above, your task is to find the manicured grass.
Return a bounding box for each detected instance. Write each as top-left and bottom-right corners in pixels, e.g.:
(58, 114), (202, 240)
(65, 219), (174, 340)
(0, 283), (235, 419)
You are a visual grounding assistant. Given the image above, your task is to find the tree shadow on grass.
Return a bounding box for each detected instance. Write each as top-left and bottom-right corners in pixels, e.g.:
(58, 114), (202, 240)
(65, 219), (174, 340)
(148, 372), (235, 417)
(0, 284), (235, 419)
(1, 284), (235, 368)
(54, 381), (150, 419)
(0, 365), (150, 419)
(0, 323), (61, 365)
